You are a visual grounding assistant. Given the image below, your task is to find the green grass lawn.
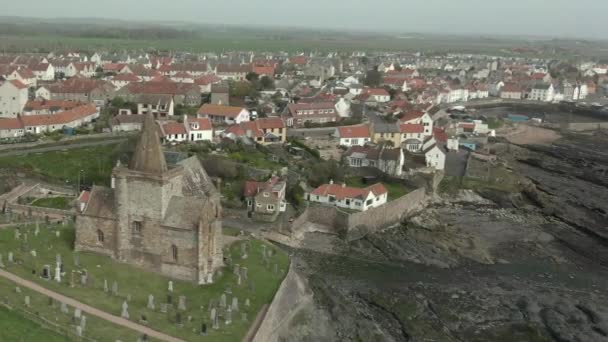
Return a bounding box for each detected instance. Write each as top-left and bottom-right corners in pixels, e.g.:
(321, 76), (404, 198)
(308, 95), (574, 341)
(30, 197), (72, 210)
(0, 223), (290, 342)
(345, 177), (411, 201)
(0, 145), (120, 187)
(0, 306), (70, 342)
(227, 150), (283, 170)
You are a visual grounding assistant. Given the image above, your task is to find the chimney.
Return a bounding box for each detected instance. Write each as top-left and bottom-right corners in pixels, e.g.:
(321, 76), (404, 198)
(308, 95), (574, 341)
(329, 179), (334, 185)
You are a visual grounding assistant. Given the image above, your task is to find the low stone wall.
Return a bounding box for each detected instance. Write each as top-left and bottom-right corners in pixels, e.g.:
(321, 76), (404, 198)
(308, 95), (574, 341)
(5, 202), (74, 222)
(252, 262), (312, 342)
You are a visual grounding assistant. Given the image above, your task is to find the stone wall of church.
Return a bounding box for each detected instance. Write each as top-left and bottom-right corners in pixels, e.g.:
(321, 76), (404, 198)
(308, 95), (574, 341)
(74, 215), (117, 258)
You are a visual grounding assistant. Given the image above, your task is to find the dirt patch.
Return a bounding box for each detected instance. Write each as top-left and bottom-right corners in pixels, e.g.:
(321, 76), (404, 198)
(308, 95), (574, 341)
(502, 124), (561, 146)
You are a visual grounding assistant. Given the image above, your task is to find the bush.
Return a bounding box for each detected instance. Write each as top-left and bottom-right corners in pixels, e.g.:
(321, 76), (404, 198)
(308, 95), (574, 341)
(289, 139), (320, 160)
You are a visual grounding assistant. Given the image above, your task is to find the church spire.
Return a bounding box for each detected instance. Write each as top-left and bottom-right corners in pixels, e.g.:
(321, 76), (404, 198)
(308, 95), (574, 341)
(129, 114), (168, 174)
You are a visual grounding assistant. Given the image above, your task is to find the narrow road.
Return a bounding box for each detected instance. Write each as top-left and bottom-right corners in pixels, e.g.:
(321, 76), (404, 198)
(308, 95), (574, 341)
(0, 138), (126, 157)
(0, 269), (185, 342)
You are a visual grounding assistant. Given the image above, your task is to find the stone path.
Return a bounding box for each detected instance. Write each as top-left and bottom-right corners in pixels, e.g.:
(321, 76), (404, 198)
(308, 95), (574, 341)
(0, 269), (185, 342)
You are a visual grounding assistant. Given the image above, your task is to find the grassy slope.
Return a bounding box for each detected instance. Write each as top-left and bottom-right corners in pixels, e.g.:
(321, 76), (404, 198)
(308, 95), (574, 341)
(0, 224), (289, 342)
(346, 176), (410, 201)
(30, 197), (72, 210)
(0, 306), (70, 342)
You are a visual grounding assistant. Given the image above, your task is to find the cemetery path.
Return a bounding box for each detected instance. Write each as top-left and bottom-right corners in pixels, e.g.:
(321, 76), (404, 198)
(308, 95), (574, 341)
(0, 269), (186, 342)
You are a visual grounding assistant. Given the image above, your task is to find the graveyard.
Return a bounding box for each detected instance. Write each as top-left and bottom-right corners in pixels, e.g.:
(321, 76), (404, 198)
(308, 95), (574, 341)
(0, 221), (290, 341)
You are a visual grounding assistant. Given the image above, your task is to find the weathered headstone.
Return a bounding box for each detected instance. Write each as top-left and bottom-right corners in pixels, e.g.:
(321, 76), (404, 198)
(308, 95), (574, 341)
(76, 326), (82, 337)
(103, 279), (109, 293)
(147, 295), (155, 310)
(241, 312), (248, 322)
(261, 244), (267, 258)
(8, 252), (13, 263)
(206, 272), (213, 284)
(56, 253), (62, 265)
(168, 281), (173, 293)
(42, 265), (50, 279)
(225, 284), (232, 295)
(24, 295), (30, 307)
(233, 264), (240, 276)
(15, 286), (21, 294)
(55, 231), (60, 238)
(80, 315), (87, 331)
(73, 254), (80, 267)
(0, 254), (4, 268)
(245, 298), (250, 307)
(167, 294), (173, 305)
(30, 250), (37, 257)
(120, 301), (129, 319)
(225, 306), (232, 325)
(80, 272), (88, 286)
(211, 309), (219, 329)
(70, 272), (76, 287)
(200, 322), (207, 335)
(34, 223), (39, 237)
(60, 302), (68, 314)
(126, 294), (131, 302)
(112, 281), (118, 296)
(160, 303), (168, 314)
(178, 296), (186, 311)
(237, 273), (242, 286)
(14, 229), (20, 240)
(231, 297), (239, 312)
(241, 267), (248, 282)
(219, 294), (226, 308)
(54, 263), (61, 282)
(175, 312), (182, 326)
(74, 308), (82, 319)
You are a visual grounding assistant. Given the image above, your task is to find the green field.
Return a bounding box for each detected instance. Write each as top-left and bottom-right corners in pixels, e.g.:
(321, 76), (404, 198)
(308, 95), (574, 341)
(0, 223), (290, 342)
(346, 176), (411, 201)
(30, 197), (72, 210)
(0, 145), (121, 187)
(0, 306), (70, 342)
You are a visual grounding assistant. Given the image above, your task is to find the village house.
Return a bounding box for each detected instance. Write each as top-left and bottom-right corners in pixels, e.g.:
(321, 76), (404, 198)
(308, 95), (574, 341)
(23, 99), (82, 115)
(243, 177), (287, 222)
(424, 143), (447, 170)
(158, 121), (188, 143)
(118, 81), (200, 106)
(529, 84), (554, 102)
(194, 74), (222, 94)
(215, 64), (251, 81)
(111, 73), (142, 89)
(344, 145), (405, 177)
(400, 110), (434, 136)
(500, 83), (523, 100)
(47, 77), (116, 105)
(307, 181), (388, 212)
(0, 80), (29, 118)
(197, 104), (250, 125)
(284, 102), (339, 128)
(6, 68), (37, 87)
(224, 117), (286, 145)
(165, 63), (209, 77)
(28, 63), (55, 81)
(334, 124), (371, 147)
(0, 104), (99, 137)
(111, 114), (145, 132)
(134, 94), (175, 118)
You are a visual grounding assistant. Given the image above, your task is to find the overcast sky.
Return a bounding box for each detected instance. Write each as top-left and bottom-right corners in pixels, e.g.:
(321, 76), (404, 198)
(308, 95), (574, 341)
(2, 0), (607, 39)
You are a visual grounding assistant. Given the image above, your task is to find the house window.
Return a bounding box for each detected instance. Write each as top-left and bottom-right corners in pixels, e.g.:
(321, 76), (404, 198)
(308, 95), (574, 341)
(171, 245), (178, 262)
(97, 230), (104, 243)
(247, 200), (252, 207)
(132, 221), (142, 234)
(329, 196), (336, 202)
(366, 199), (373, 205)
(267, 204), (275, 211)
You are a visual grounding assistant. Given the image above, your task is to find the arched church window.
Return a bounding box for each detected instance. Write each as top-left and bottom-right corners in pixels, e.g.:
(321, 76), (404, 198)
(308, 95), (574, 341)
(171, 244), (178, 262)
(97, 230), (104, 243)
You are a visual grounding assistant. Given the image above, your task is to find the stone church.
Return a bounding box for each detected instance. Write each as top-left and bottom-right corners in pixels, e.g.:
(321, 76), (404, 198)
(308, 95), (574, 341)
(75, 114), (223, 284)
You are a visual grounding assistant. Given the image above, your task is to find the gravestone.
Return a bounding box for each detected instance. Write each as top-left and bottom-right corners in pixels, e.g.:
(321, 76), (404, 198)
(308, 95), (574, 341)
(15, 286), (21, 294)
(206, 273), (213, 284)
(70, 272), (76, 287)
(48, 297), (54, 307)
(261, 244), (267, 258)
(80, 272), (88, 286)
(219, 294), (226, 308)
(273, 263), (278, 274)
(80, 315), (87, 331)
(55, 231), (60, 238)
(30, 250), (37, 257)
(60, 302), (69, 314)
(178, 296), (186, 311)
(74, 308), (82, 319)
(34, 223), (39, 236)
(112, 281), (118, 296)
(147, 295), (155, 310)
(54, 263), (61, 282)
(120, 301), (129, 319)
(175, 312), (182, 326)
(8, 252), (13, 263)
(167, 294), (173, 305)
(231, 297), (239, 312)
(0, 254), (4, 268)
(211, 309), (219, 329)
(241, 267), (248, 282)
(225, 284), (232, 295)
(103, 279), (109, 293)
(24, 295), (30, 307)
(73, 254), (80, 267)
(56, 253), (62, 265)
(200, 322), (207, 336)
(241, 312), (248, 322)
(76, 326), (82, 337)
(126, 294), (131, 302)
(225, 306), (232, 325)
(237, 274), (242, 286)
(14, 229), (20, 240)
(160, 303), (168, 314)
(42, 265), (50, 279)
(210, 307), (216, 322)
(245, 298), (250, 307)
(168, 281), (173, 293)
(233, 264), (240, 276)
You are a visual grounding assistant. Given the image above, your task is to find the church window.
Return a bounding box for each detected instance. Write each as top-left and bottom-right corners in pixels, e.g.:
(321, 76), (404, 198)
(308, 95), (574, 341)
(97, 230), (104, 243)
(133, 221), (142, 234)
(171, 245), (178, 262)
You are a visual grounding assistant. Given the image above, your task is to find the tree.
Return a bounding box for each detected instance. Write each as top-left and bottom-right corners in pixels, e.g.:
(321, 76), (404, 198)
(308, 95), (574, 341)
(111, 97), (126, 108)
(363, 67), (383, 87)
(360, 56), (369, 66)
(260, 76), (275, 90)
(394, 63), (403, 71)
(230, 81), (258, 98)
(246, 72), (259, 82)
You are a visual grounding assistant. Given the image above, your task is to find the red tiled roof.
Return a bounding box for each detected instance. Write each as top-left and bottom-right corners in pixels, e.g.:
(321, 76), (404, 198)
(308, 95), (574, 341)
(365, 88), (390, 96)
(159, 121), (187, 136)
(126, 81), (196, 95)
(20, 104), (97, 127)
(112, 73), (141, 82)
(189, 117), (213, 131)
(24, 99), (82, 111)
(194, 74), (221, 86)
(78, 190), (90, 203)
(502, 83), (522, 93)
(198, 104), (245, 118)
(216, 64), (251, 74)
(289, 56), (307, 65)
(255, 117), (285, 129)
(433, 127), (448, 143)
(399, 123), (424, 134)
(310, 183), (387, 200)
(252, 65), (275, 76)
(103, 63), (126, 71)
(0, 118), (23, 130)
(9, 79), (28, 89)
(337, 125), (370, 138)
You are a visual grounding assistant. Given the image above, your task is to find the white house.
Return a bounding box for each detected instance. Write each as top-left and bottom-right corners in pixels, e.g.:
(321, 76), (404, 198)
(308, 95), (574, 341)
(529, 84), (554, 102)
(7, 69), (37, 87)
(197, 104), (250, 125)
(35, 86), (51, 100)
(19, 104), (99, 135)
(335, 125), (370, 147)
(30, 63), (55, 81)
(424, 144), (446, 170)
(0, 80), (29, 118)
(184, 116), (213, 142)
(307, 181), (388, 212)
(400, 111), (434, 136)
(335, 98), (352, 118)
